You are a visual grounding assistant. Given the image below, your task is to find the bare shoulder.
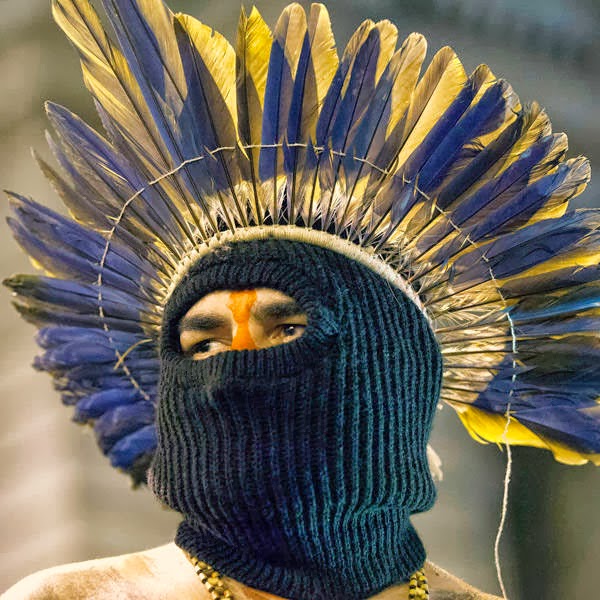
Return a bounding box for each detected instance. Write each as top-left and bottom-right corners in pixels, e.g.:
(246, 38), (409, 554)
(1, 547), (500, 600)
(1, 543), (204, 600)
(425, 561), (502, 600)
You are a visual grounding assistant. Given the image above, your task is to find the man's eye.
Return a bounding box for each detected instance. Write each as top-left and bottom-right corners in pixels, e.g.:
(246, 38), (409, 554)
(279, 324), (306, 339)
(189, 339), (219, 356)
(282, 324), (298, 337)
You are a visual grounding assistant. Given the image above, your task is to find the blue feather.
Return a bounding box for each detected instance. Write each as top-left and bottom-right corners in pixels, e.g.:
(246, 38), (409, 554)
(56, 363), (159, 394)
(344, 37), (424, 197)
(75, 388), (150, 421)
(259, 38), (288, 181)
(515, 316), (600, 338)
(434, 111), (526, 211)
(92, 102), (199, 242)
(100, 0), (232, 240)
(510, 286), (600, 323)
(503, 263), (600, 301)
(174, 18), (241, 195)
(449, 323), (600, 461)
(419, 149), (584, 281)
(399, 78), (477, 184)
(416, 81), (508, 194)
(4, 275), (150, 322)
(94, 400), (156, 453)
(34, 343), (117, 371)
(484, 208), (596, 256)
(101, 0), (174, 149)
(416, 212), (597, 303)
(286, 33), (311, 147)
(35, 326), (149, 350)
(424, 136), (558, 254)
(518, 406), (600, 454)
(36, 149), (112, 232)
(38, 149), (175, 277)
(316, 20), (374, 146)
(367, 82), (506, 243)
(467, 162), (573, 242)
(108, 424), (157, 469)
(346, 61), (397, 163)
(283, 33), (312, 192)
(446, 217), (599, 288)
(329, 28), (380, 153)
(12, 301), (146, 333)
(473, 367), (600, 453)
(7, 194), (150, 295)
(35, 339), (156, 372)
(47, 103), (188, 255)
(329, 28), (390, 226)
(316, 64), (344, 146)
(103, 0), (167, 94)
(473, 355), (599, 405)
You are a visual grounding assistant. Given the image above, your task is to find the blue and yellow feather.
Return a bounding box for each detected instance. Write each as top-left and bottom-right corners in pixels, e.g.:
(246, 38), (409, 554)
(4, 0), (599, 483)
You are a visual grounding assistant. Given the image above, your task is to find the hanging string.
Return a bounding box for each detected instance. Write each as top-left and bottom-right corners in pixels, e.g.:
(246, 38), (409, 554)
(494, 411), (513, 600)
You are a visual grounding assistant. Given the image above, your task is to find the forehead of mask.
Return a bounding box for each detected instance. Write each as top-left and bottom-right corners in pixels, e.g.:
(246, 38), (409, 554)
(178, 288), (308, 359)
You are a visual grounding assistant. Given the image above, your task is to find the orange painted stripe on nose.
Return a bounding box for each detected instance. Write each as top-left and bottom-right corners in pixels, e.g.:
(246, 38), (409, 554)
(227, 290), (258, 350)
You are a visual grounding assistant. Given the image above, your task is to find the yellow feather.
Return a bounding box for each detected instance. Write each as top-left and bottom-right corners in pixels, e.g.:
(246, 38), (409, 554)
(529, 132), (568, 183)
(304, 3), (338, 140)
(521, 156), (591, 227)
(52, 0), (111, 80)
(548, 155), (591, 202)
(340, 19), (375, 97)
(495, 101), (552, 173)
(469, 65), (520, 150)
(175, 14), (237, 132)
(357, 33), (427, 209)
(135, 0), (186, 91)
(470, 64), (498, 100)
(374, 20), (398, 83)
(395, 47), (467, 168)
(286, 4), (338, 221)
(275, 4), (307, 79)
(451, 404), (600, 466)
(385, 33), (427, 139)
(52, 0), (169, 172)
(236, 6), (271, 147)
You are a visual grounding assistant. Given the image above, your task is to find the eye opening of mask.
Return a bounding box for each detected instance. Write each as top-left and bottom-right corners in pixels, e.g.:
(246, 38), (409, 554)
(159, 241), (343, 365)
(177, 287), (310, 360)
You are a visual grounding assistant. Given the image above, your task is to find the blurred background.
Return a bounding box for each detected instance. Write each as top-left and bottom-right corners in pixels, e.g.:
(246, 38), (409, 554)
(0, 0), (598, 598)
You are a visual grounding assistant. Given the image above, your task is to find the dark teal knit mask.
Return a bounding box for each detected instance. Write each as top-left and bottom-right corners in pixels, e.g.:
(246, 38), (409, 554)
(150, 239), (443, 600)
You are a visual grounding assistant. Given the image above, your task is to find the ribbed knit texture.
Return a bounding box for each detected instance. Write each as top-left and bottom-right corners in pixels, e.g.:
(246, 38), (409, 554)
(150, 240), (443, 600)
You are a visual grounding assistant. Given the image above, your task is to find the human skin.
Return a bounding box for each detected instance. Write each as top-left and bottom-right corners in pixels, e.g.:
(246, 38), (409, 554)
(1, 543), (501, 599)
(178, 288), (308, 359)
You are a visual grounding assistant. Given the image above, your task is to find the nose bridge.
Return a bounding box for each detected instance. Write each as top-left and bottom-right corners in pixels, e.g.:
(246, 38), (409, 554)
(227, 290), (258, 350)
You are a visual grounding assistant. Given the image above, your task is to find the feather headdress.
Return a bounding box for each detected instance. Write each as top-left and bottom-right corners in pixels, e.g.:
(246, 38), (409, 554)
(4, 0), (600, 484)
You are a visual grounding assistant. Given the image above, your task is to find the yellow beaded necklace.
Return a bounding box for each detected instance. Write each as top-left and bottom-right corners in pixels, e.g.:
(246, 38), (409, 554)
(186, 555), (429, 600)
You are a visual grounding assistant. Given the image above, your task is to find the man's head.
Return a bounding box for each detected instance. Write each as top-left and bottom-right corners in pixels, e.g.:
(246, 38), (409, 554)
(149, 238), (443, 598)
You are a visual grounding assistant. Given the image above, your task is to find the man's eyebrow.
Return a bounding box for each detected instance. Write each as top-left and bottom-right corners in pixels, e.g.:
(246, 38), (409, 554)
(178, 313), (229, 334)
(253, 299), (305, 321)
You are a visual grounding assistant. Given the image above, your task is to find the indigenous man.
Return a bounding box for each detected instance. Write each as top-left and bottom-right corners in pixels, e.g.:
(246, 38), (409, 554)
(3, 0), (599, 599)
(3, 274), (501, 599)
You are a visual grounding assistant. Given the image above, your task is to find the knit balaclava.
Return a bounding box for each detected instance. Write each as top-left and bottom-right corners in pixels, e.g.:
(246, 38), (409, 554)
(150, 239), (443, 600)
